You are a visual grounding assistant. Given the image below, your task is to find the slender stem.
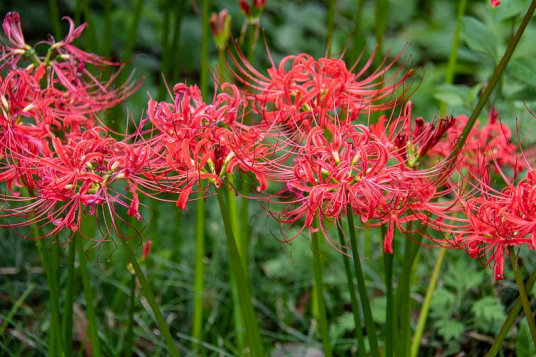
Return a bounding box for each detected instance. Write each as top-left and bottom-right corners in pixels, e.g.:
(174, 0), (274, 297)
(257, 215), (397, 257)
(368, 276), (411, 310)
(509, 247), (536, 347)
(103, 0), (112, 58)
(63, 236), (77, 357)
(374, 0), (389, 65)
(448, 0), (536, 165)
(171, 0), (186, 84)
(82, 0), (98, 53)
(411, 248), (447, 357)
(123, 0), (145, 62)
(192, 184), (206, 351)
(40, 239), (63, 356)
(395, 235), (423, 357)
(440, 0), (468, 116)
(48, 0), (62, 40)
(487, 265), (536, 356)
(193, 0), (210, 346)
(382, 225), (394, 357)
(311, 218), (332, 357)
(157, 0), (172, 101)
(347, 210), (381, 357)
(200, 0), (210, 98)
(76, 238), (102, 357)
(125, 274), (136, 357)
(119, 239), (180, 357)
(225, 172), (246, 352)
(337, 223), (366, 356)
(350, 0), (366, 64)
(326, 0), (335, 56)
(216, 187), (264, 356)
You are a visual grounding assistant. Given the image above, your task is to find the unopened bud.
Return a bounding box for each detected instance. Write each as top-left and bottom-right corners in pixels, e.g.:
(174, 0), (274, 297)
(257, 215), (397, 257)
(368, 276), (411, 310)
(239, 0), (266, 20)
(141, 240), (152, 261)
(210, 10), (232, 50)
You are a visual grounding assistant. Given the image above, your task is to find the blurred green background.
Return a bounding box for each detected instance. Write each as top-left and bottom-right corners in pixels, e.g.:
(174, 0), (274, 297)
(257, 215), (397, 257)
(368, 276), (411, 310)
(2, 0), (536, 356)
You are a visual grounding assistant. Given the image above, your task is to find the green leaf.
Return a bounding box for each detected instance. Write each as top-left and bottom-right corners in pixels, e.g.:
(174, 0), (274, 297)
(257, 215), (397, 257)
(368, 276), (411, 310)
(370, 297), (387, 324)
(491, 0), (528, 22)
(430, 289), (456, 319)
(444, 259), (485, 292)
(472, 296), (506, 332)
(517, 320), (536, 357)
(434, 84), (471, 106)
(508, 58), (536, 86)
(509, 88), (536, 101)
(461, 16), (497, 61)
(435, 319), (465, 341)
(330, 312), (356, 340)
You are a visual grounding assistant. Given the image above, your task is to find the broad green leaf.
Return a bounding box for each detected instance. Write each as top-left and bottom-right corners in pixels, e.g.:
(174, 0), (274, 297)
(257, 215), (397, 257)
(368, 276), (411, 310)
(508, 58), (536, 86)
(509, 88), (536, 101)
(434, 84), (471, 107)
(435, 319), (465, 341)
(491, 0), (528, 22)
(461, 16), (497, 61)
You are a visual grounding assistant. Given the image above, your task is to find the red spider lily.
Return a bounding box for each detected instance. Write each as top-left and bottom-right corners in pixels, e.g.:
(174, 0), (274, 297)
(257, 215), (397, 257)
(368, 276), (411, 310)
(491, 0), (501, 7)
(227, 48), (416, 132)
(431, 108), (524, 178)
(371, 101), (456, 168)
(142, 83), (271, 209)
(0, 13), (140, 117)
(260, 121), (449, 251)
(0, 128), (154, 242)
(1, 12), (27, 51)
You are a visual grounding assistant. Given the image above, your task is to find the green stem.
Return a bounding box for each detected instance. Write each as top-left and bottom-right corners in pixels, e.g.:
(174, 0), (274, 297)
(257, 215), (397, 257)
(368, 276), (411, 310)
(509, 247), (536, 348)
(216, 187), (264, 356)
(225, 173), (246, 352)
(63, 236), (77, 357)
(487, 265), (536, 356)
(326, 0), (335, 56)
(395, 235), (423, 357)
(123, 0), (145, 62)
(48, 0), (62, 40)
(337, 223), (366, 356)
(103, 0), (112, 58)
(119, 239), (180, 357)
(40, 239), (63, 356)
(374, 0), (389, 65)
(347, 210), (381, 357)
(157, 0), (173, 101)
(350, 0), (366, 64)
(312, 218), (332, 357)
(192, 184), (206, 351)
(383, 225), (394, 357)
(440, 0), (467, 115)
(448, 0), (536, 164)
(171, 0), (186, 84)
(76, 238), (102, 357)
(411, 248), (447, 357)
(200, 0), (210, 98)
(125, 274), (136, 357)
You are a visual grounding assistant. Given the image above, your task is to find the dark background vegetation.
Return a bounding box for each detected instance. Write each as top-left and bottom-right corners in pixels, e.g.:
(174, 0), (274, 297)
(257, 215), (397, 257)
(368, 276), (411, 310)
(1, 0), (536, 356)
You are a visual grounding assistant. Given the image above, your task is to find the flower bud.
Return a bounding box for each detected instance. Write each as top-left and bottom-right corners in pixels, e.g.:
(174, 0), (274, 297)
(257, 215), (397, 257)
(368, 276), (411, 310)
(239, 0), (266, 21)
(141, 240), (152, 261)
(210, 10), (232, 50)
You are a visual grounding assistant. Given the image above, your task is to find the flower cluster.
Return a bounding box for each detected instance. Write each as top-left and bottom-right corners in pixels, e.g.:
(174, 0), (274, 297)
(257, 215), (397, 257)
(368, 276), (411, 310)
(1, 11), (532, 283)
(0, 13), (141, 241)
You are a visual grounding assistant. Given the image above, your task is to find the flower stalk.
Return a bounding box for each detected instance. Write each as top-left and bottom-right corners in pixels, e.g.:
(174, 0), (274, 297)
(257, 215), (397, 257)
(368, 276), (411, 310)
(312, 217), (332, 357)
